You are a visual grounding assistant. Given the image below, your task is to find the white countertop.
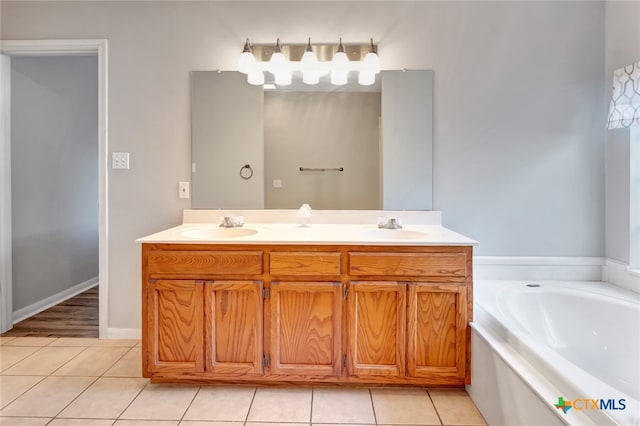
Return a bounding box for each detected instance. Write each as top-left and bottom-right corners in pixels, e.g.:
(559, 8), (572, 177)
(136, 223), (478, 246)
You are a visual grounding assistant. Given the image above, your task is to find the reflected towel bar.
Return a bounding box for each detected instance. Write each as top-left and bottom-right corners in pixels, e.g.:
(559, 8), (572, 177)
(299, 167), (344, 172)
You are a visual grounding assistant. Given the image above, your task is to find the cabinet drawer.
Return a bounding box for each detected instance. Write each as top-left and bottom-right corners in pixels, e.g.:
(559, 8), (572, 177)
(349, 252), (466, 278)
(148, 251), (263, 275)
(270, 252), (341, 276)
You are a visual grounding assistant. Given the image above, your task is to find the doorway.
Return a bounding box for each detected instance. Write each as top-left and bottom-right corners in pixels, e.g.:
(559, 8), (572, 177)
(0, 40), (108, 338)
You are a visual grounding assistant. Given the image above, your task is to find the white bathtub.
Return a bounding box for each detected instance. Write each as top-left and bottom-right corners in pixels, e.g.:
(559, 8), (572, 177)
(468, 280), (640, 426)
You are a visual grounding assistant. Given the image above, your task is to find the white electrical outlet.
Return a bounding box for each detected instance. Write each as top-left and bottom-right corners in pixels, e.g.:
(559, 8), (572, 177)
(273, 179), (282, 188)
(179, 181), (190, 199)
(112, 152), (130, 169)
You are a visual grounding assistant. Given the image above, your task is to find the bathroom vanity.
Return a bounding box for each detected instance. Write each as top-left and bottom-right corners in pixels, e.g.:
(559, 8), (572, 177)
(138, 210), (476, 387)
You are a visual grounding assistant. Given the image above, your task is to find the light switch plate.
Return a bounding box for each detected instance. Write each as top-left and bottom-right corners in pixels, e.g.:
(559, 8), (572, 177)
(179, 181), (190, 199)
(273, 179), (282, 188)
(112, 152), (130, 169)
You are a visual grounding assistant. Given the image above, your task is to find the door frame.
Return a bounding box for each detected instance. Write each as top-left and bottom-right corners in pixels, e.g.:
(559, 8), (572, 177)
(0, 39), (109, 337)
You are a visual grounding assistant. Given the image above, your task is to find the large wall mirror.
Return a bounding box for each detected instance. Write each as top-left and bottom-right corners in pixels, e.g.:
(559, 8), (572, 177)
(191, 70), (433, 210)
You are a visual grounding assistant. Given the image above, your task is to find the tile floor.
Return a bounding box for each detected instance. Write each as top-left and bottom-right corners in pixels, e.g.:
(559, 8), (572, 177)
(0, 337), (487, 426)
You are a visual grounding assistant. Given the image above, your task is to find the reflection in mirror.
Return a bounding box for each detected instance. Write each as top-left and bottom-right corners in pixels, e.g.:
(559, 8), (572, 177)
(191, 70), (433, 210)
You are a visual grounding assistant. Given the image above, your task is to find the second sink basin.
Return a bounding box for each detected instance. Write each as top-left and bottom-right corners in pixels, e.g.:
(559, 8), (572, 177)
(179, 227), (259, 239)
(360, 229), (431, 240)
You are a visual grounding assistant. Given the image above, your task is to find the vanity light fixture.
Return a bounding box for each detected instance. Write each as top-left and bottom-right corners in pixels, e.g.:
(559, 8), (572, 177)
(238, 37), (380, 87)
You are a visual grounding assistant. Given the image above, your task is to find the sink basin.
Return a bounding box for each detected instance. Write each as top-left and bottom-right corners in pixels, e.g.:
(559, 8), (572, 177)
(179, 227), (258, 239)
(360, 229), (430, 240)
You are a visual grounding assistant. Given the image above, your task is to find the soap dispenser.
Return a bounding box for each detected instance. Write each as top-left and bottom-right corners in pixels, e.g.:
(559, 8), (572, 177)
(297, 203), (312, 227)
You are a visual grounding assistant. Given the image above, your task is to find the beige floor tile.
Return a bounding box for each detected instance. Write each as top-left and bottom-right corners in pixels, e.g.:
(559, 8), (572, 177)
(312, 388), (375, 424)
(103, 347), (142, 378)
(371, 388), (440, 425)
(48, 337), (100, 347)
(115, 421), (178, 426)
(53, 346), (129, 376)
(246, 424), (306, 426)
(428, 389), (486, 425)
(2, 346), (85, 375)
(314, 424), (374, 426)
(2, 337), (58, 347)
(58, 377), (148, 419)
(48, 420), (116, 426)
(247, 388), (312, 423)
(0, 375), (45, 408)
(181, 422), (245, 426)
(0, 376), (95, 417)
(119, 383), (199, 420)
(0, 337), (16, 345)
(183, 386), (255, 421)
(0, 346), (40, 372)
(93, 339), (139, 347)
(0, 418), (52, 426)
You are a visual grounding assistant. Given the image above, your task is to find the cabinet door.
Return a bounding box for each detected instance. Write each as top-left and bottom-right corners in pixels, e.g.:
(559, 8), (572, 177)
(407, 283), (467, 383)
(270, 281), (342, 376)
(147, 280), (204, 374)
(347, 281), (406, 377)
(204, 280), (263, 376)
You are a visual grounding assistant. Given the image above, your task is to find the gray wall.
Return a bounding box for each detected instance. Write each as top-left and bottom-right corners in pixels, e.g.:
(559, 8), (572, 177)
(0, 1), (607, 329)
(264, 91), (380, 209)
(11, 56), (98, 311)
(605, 1), (640, 264)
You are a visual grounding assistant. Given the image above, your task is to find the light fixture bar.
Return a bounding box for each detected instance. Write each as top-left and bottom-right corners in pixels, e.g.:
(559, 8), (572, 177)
(239, 38), (380, 86)
(250, 42), (376, 63)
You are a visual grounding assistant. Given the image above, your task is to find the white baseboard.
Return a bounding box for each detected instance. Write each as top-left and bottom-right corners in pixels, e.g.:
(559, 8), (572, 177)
(603, 258), (640, 293)
(106, 328), (141, 339)
(473, 256), (604, 281)
(12, 276), (98, 324)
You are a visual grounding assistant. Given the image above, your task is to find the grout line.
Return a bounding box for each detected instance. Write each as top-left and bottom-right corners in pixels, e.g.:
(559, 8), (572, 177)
(369, 388), (378, 425)
(179, 384), (202, 423)
(425, 388), (444, 426)
(309, 386), (314, 425)
(243, 386), (258, 425)
(101, 345), (137, 377)
(116, 377), (152, 420)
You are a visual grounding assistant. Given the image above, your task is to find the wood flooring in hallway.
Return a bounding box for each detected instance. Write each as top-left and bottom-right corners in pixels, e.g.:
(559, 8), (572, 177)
(1, 286), (98, 338)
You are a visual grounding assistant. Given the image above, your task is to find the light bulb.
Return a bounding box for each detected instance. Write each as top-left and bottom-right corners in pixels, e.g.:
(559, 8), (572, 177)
(303, 71), (320, 85)
(362, 39), (380, 74)
(275, 71), (292, 86)
(331, 38), (349, 73)
(247, 69), (264, 86)
(269, 38), (288, 75)
(301, 37), (318, 72)
(331, 71), (348, 86)
(238, 38), (256, 75)
(358, 71), (375, 86)
(362, 52), (380, 74)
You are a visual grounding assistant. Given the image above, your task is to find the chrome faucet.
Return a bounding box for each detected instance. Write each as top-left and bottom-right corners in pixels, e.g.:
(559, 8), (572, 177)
(378, 217), (402, 229)
(219, 216), (244, 228)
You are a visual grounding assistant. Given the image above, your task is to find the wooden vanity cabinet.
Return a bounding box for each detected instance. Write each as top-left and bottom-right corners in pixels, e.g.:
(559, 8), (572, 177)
(406, 282), (467, 383)
(142, 243), (472, 386)
(204, 280), (263, 376)
(347, 281), (406, 378)
(146, 279), (204, 375)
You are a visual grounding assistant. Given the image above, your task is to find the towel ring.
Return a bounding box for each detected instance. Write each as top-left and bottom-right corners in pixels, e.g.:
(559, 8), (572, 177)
(240, 164), (253, 180)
